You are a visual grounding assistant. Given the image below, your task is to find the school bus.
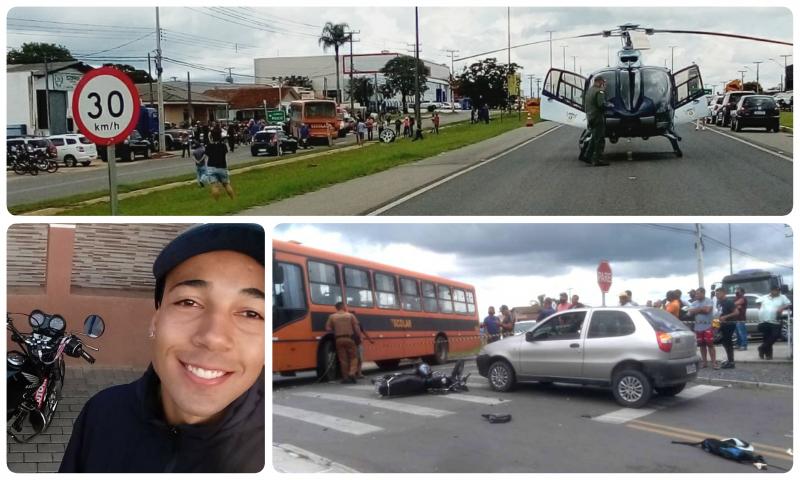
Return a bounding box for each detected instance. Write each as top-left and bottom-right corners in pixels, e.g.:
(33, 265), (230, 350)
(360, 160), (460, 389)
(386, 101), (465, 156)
(287, 100), (337, 146)
(273, 239), (480, 380)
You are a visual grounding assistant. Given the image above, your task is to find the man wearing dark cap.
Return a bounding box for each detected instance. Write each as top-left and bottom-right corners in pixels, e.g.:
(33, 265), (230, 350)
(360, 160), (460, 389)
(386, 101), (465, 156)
(60, 224), (265, 473)
(583, 75), (610, 167)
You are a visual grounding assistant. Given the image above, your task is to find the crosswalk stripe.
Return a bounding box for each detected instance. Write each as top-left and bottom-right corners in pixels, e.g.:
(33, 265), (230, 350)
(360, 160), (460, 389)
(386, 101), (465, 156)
(273, 405), (383, 435)
(293, 391), (454, 417)
(592, 408), (657, 424)
(593, 384), (722, 424)
(674, 384), (722, 399)
(346, 385), (509, 405)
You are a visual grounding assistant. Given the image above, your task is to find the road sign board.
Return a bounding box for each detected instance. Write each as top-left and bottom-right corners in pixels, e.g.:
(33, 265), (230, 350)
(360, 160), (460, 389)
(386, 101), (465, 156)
(267, 109), (286, 123)
(71, 66), (140, 146)
(597, 260), (612, 293)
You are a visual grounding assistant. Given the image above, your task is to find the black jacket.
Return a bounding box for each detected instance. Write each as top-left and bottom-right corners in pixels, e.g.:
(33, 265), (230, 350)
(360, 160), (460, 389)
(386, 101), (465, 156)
(59, 365), (264, 473)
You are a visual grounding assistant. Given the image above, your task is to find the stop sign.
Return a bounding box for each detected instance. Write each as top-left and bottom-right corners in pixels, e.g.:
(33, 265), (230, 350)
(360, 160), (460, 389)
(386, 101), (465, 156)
(597, 260), (612, 293)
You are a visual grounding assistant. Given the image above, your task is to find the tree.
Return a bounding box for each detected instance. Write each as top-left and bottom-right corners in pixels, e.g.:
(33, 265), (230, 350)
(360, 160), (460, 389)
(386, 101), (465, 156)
(743, 81), (764, 93)
(346, 77), (374, 108)
(456, 58), (522, 108)
(318, 22), (351, 105)
(283, 75), (313, 89)
(380, 55), (430, 114)
(102, 64), (153, 83)
(7, 42), (74, 64)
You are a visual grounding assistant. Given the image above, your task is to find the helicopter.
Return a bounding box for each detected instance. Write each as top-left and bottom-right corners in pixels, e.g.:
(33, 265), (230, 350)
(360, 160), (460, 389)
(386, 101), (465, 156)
(540, 23), (792, 160)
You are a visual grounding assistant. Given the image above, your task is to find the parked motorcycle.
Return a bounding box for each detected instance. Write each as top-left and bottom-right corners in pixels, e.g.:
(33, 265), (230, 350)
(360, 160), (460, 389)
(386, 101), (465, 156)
(7, 310), (105, 443)
(9, 145), (39, 176)
(372, 360), (470, 397)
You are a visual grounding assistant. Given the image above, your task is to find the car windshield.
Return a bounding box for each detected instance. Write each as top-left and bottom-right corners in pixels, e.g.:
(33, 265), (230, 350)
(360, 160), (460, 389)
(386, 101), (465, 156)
(641, 308), (690, 332)
(743, 97), (776, 108)
(514, 322), (536, 334)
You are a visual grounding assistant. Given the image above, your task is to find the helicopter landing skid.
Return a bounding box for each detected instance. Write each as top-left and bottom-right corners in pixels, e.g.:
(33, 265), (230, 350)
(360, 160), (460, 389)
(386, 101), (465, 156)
(664, 132), (683, 158)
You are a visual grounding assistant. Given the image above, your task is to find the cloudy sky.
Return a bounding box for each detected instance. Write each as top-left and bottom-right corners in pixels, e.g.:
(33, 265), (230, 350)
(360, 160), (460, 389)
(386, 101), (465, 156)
(273, 223), (793, 312)
(6, 6), (793, 92)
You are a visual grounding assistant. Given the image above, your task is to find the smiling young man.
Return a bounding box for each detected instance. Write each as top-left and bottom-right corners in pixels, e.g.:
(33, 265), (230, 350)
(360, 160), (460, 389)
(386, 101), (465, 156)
(60, 224), (265, 473)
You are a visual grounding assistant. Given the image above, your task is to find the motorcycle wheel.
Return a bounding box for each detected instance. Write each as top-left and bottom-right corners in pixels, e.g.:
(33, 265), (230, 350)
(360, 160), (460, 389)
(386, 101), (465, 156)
(13, 163), (27, 175)
(46, 160), (59, 173)
(29, 164), (39, 176)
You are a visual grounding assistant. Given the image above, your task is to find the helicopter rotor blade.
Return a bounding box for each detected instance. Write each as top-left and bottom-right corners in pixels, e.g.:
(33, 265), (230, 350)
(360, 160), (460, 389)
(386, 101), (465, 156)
(652, 29), (792, 46)
(454, 32), (604, 63)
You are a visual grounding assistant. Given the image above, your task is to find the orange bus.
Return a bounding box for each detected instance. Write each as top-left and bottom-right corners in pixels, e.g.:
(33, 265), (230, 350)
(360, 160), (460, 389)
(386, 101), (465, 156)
(288, 100), (337, 146)
(273, 239), (480, 380)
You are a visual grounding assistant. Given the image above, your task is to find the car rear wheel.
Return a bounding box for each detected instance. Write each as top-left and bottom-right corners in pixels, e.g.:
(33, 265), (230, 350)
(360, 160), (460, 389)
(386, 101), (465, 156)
(64, 155), (77, 167)
(487, 360), (515, 392)
(612, 369), (652, 408)
(655, 383), (686, 397)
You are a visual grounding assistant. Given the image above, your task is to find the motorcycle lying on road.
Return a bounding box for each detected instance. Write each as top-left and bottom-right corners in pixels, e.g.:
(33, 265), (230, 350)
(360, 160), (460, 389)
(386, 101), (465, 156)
(7, 310), (106, 443)
(372, 359), (470, 397)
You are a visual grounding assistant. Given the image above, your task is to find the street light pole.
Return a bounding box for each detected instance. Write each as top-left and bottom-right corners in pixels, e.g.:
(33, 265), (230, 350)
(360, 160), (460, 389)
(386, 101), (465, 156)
(738, 69), (747, 87)
(668, 45), (677, 72)
(155, 7), (165, 153)
(571, 55), (577, 72)
(546, 31), (554, 70)
(561, 44), (567, 69)
(413, 7), (422, 140)
(753, 61), (763, 93)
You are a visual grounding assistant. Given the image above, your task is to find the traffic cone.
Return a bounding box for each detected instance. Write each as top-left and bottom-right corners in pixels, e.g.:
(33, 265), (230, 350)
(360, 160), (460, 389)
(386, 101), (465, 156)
(526, 112), (534, 127)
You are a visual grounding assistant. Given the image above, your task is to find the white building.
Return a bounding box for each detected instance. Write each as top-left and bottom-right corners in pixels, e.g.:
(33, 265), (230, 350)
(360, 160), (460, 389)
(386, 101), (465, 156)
(254, 53), (452, 107)
(7, 61), (93, 137)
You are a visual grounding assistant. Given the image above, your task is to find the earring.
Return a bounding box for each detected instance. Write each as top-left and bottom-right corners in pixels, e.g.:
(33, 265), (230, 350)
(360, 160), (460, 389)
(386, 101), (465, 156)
(148, 330), (155, 339)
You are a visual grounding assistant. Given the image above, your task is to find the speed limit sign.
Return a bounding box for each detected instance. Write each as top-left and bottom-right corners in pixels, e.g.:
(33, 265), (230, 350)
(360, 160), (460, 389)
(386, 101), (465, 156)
(71, 66), (140, 146)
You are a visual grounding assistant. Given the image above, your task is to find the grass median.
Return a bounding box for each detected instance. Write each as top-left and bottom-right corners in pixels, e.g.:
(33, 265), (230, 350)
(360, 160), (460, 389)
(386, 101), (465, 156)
(34, 114), (530, 216)
(780, 111), (792, 128)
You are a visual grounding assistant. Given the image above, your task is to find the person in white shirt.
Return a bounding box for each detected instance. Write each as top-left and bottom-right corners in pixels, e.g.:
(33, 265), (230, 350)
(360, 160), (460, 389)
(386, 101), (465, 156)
(756, 286), (791, 360)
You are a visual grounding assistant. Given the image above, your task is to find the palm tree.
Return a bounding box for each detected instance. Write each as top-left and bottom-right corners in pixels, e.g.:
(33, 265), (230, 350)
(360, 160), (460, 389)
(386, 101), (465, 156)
(318, 22), (350, 104)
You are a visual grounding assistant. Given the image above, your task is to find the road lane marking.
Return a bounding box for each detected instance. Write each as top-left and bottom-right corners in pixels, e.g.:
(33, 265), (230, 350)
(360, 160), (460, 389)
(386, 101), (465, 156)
(673, 384), (722, 399)
(592, 408), (658, 424)
(293, 391), (454, 417)
(273, 405), (383, 436)
(366, 125), (564, 215)
(631, 420), (792, 457)
(628, 421), (794, 462)
(345, 385), (509, 405)
(705, 127), (792, 162)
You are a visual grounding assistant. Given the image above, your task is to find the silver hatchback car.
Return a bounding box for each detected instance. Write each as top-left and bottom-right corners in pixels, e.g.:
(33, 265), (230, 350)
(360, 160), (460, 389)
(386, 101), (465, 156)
(476, 307), (700, 408)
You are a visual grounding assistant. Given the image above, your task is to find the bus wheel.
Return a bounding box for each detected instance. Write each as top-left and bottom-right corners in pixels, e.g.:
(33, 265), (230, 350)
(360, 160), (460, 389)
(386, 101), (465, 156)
(316, 340), (339, 382)
(425, 335), (449, 365)
(374, 359), (400, 370)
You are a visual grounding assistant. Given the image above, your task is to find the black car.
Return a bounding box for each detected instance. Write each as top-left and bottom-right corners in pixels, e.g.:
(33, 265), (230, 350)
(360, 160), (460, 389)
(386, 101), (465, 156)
(730, 95), (781, 132)
(715, 90), (755, 127)
(250, 130), (298, 157)
(98, 131), (151, 162)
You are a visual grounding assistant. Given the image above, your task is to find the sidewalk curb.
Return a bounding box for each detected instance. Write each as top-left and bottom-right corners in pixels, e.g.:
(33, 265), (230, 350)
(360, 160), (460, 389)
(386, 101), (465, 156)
(272, 443), (359, 473)
(780, 125), (793, 133)
(695, 377), (792, 390)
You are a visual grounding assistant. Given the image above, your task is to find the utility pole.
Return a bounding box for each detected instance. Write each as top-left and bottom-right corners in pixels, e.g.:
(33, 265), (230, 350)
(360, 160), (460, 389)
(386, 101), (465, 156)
(444, 48), (459, 112)
(527, 74), (535, 98)
(753, 61), (763, 93)
(187, 71), (193, 125)
(571, 55), (577, 72)
(607, 41), (610, 67)
(668, 45), (677, 72)
(779, 54), (792, 91)
(507, 7), (511, 66)
(44, 55), (50, 134)
(738, 69), (747, 86)
(728, 224), (733, 275)
(413, 7), (422, 140)
(561, 44), (568, 69)
(155, 7), (165, 153)
(345, 29), (360, 113)
(147, 52), (154, 108)
(546, 31), (554, 69)
(535, 78), (541, 99)
(695, 224), (705, 289)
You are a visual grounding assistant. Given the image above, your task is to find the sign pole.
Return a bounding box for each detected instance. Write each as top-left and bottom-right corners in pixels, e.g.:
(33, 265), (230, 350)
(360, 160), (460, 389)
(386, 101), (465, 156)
(107, 143), (118, 215)
(602, 292), (606, 307)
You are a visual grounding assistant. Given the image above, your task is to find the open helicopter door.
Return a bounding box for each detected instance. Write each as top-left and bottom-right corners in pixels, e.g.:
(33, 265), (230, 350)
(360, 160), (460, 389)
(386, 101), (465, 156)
(540, 69), (587, 129)
(672, 65), (710, 125)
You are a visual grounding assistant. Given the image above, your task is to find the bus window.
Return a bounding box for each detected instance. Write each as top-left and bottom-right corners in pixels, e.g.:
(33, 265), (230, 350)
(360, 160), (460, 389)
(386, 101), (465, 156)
(421, 281), (438, 312)
(400, 277), (422, 311)
(308, 260), (341, 305)
(438, 285), (454, 313)
(273, 262), (307, 329)
(375, 272), (399, 309)
(466, 291), (476, 313)
(453, 288), (468, 313)
(345, 266), (374, 308)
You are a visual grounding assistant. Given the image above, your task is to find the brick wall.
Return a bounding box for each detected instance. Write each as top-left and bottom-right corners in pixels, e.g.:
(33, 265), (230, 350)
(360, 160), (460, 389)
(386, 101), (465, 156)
(7, 224), (48, 288)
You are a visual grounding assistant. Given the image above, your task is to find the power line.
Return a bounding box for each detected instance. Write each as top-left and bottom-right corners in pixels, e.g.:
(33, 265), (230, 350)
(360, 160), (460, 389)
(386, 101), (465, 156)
(77, 32), (155, 58)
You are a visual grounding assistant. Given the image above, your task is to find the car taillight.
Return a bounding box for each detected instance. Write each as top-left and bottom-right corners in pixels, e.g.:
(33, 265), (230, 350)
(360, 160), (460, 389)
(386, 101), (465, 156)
(78, 146), (85, 152)
(656, 331), (673, 352)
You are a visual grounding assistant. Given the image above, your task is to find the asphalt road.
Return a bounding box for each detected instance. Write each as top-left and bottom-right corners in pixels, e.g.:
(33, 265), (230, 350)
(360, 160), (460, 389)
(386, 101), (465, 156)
(6, 111), (468, 208)
(273, 361), (793, 473)
(380, 124), (793, 216)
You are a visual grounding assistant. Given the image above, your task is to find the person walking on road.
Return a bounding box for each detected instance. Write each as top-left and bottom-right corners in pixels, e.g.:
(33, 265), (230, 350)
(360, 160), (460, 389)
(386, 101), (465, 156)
(395, 117), (402, 136)
(226, 122), (237, 152)
(402, 116), (410, 138)
(482, 306), (501, 343)
(583, 76), (610, 166)
(325, 302), (361, 383)
(715, 287), (741, 369)
(688, 287), (718, 369)
(356, 117), (366, 147)
(191, 141), (207, 187)
(299, 123), (310, 149)
(734, 287), (749, 350)
(179, 131), (190, 158)
(202, 128), (235, 201)
(432, 112), (440, 134)
(350, 312), (375, 379)
(756, 286), (791, 360)
(366, 116), (374, 141)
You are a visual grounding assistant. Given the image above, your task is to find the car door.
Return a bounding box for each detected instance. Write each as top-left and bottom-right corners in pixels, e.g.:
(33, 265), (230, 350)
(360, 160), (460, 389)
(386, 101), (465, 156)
(540, 68), (588, 129)
(672, 65), (710, 125)
(517, 310), (586, 379)
(581, 310), (637, 381)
